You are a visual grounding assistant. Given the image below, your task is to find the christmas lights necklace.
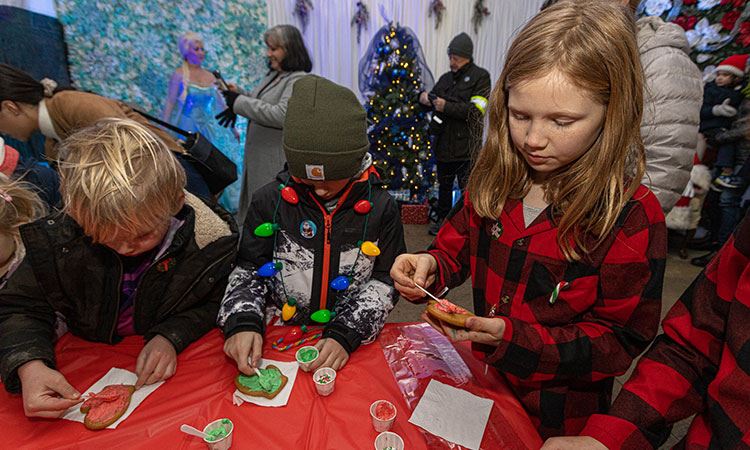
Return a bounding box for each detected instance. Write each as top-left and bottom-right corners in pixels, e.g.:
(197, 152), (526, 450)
(253, 176), (380, 325)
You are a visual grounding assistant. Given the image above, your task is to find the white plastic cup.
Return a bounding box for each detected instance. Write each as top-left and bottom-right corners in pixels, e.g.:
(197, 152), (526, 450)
(374, 431), (405, 450)
(203, 418), (234, 450)
(295, 345), (319, 371)
(313, 367), (337, 396)
(370, 400), (397, 433)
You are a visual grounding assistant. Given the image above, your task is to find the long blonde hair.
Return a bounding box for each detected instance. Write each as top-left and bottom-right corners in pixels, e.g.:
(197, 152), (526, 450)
(467, 0), (645, 261)
(178, 32), (204, 103)
(0, 174), (46, 236)
(57, 119), (186, 243)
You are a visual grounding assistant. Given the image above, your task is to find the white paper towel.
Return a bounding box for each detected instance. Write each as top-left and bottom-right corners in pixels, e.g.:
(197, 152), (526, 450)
(232, 359), (299, 407)
(409, 379), (494, 450)
(61, 367), (163, 429)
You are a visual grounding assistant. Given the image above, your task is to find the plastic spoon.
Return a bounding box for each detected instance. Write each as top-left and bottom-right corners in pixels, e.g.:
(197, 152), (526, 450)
(180, 424), (209, 440)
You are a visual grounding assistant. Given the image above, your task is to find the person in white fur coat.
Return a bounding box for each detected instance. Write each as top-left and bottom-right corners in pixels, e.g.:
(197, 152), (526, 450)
(666, 154), (712, 258)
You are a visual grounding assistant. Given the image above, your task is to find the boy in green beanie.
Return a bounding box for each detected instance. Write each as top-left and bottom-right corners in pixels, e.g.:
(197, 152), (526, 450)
(218, 75), (406, 374)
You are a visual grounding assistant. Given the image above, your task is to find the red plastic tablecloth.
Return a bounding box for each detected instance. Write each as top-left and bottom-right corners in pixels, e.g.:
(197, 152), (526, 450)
(0, 324), (542, 449)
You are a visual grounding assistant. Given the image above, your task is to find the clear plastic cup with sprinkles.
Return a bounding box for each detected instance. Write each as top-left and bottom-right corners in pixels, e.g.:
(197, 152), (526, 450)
(373, 431), (404, 450)
(313, 367), (336, 396)
(203, 418), (234, 450)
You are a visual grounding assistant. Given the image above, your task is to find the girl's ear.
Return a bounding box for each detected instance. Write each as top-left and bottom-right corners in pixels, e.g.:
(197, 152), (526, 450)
(0, 100), (20, 114)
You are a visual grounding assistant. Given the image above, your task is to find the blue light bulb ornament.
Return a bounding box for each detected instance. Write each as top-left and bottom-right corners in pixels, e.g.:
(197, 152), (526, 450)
(330, 275), (351, 291)
(257, 261), (282, 277)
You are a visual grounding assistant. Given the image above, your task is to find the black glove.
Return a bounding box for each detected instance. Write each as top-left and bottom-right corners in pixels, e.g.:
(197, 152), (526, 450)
(215, 108), (237, 128)
(221, 89), (240, 112)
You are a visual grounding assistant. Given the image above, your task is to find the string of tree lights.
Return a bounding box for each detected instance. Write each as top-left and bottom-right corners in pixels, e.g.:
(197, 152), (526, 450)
(360, 22), (435, 203)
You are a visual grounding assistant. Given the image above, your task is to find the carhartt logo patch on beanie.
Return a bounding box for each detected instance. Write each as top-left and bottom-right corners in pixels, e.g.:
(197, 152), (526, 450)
(283, 75), (369, 181)
(448, 32), (473, 59)
(715, 54), (748, 78)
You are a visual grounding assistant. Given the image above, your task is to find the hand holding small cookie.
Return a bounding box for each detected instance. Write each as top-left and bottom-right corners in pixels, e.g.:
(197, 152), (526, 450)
(390, 253), (438, 302)
(17, 360), (82, 418)
(422, 307), (506, 346)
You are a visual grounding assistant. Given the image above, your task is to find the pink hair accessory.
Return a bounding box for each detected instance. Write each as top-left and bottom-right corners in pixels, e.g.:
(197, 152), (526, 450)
(0, 190), (12, 203)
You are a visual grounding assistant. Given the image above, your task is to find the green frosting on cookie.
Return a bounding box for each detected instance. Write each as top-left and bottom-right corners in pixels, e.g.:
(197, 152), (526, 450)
(237, 367), (283, 393)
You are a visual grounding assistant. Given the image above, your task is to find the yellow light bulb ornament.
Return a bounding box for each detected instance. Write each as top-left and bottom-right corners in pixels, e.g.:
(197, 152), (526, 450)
(360, 241), (381, 257)
(282, 297), (297, 321)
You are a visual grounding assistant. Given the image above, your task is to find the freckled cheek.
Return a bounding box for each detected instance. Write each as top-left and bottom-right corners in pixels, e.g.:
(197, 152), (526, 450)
(508, 124), (525, 149)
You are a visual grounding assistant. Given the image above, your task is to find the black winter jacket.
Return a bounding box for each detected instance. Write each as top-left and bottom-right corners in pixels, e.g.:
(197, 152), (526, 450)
(218, 167), (406, 354)
(428, 61), (491, 162)
(700, 81), (745, 133)
(0, 194), (238, 392)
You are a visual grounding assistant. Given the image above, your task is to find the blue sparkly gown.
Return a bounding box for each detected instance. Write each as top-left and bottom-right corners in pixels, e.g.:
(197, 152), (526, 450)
(169, 82), (243, 213)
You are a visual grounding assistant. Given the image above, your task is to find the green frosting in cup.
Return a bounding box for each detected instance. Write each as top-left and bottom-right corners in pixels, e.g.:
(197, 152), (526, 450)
(205, 426), (228, 442)
(297, 347), (318, 363)
(237, 367), (283, 393)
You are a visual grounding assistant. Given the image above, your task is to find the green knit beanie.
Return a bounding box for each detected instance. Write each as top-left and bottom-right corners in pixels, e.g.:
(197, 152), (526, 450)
(283, 75), (369, 181)
(448, 32), (473, 59)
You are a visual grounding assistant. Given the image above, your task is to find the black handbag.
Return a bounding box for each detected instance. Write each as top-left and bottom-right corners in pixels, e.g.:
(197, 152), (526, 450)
(135, 109), (238, 195)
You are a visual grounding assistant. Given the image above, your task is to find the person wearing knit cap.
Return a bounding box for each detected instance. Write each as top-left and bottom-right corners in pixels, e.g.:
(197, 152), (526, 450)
(219, 75), (406, 376)
(418, 33), (491, 235)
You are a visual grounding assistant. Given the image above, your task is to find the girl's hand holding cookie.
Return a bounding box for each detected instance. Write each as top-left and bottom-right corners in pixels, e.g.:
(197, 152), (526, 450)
(422, 309), (506, 346)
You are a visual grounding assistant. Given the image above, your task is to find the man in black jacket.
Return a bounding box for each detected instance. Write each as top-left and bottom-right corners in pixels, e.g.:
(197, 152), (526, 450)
(420, 32), (491, 235)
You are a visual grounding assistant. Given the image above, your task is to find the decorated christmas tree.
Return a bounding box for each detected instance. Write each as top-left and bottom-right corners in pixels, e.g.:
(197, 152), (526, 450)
(639, 0), (750, 75)
(359, 23), (435, 202)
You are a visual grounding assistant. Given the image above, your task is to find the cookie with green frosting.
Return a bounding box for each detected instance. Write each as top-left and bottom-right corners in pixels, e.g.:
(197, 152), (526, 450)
(235, 365), (288, 399)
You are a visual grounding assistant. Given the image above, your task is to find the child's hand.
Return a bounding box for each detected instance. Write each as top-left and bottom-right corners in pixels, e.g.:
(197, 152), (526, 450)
(223, 331), (263, 376)
(307, 338), (349, 372)
(390, 253), (438, 302)
(135, 335), (177, 388)
(541, 436), (607, 450)
(421, 312), (506, 345)
(17, 360), (81, 418)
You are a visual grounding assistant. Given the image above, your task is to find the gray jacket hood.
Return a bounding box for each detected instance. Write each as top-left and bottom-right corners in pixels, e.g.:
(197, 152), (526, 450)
(637, 16), (691, 56)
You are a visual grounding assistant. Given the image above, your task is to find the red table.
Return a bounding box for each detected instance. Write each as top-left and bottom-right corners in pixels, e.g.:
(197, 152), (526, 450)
(0, 324), (541, 449)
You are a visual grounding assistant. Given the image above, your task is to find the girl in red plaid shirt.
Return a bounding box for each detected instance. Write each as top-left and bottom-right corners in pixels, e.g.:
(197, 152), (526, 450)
(391, 1), (667, 439)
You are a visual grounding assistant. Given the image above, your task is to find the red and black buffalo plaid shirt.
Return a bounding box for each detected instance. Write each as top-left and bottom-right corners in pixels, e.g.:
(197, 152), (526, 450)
(581, 211), (750, 449)
(427, 185), (666, 438)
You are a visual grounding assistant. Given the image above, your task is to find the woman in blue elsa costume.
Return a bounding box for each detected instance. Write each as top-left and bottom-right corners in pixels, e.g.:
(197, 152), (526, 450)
(163, 32), (242, 212)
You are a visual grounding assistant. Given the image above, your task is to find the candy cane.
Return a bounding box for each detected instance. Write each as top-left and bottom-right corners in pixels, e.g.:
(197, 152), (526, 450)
(271, 332), (323, 351)
(548, 281), (569, 305)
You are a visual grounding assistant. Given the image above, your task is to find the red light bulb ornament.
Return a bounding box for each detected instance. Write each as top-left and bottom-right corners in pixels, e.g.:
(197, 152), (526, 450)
(354, 199), (372, 214)
(281, 185), (299, 205)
